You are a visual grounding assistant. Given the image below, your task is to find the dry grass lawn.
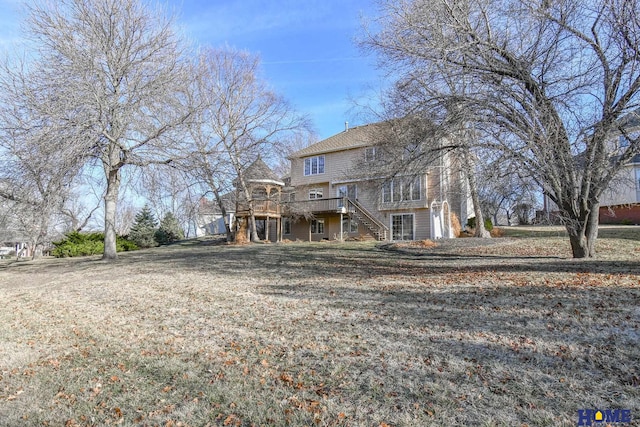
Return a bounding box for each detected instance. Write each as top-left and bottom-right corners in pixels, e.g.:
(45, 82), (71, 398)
(0, 226), (639, 426)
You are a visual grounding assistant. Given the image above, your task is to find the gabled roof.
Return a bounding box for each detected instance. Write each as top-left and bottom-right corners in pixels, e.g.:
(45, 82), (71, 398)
(290, 123), (385, 158)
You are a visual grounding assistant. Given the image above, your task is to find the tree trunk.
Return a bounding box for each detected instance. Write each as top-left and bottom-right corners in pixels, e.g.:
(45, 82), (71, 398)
(235, 217), (248, 243)
(249, 211), (260, 242)
(26, 242), (36, 260)
(236, 170), (260, 243)
(103, 167), (121, 260)
(565, 202), (599, 258)
(585, 204), (599, 257)
(30, 217), (49, 260)
(462, 149), (489, 238)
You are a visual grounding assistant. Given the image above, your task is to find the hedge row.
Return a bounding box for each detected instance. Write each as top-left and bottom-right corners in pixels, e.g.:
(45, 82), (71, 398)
(51, 232), (138, 258)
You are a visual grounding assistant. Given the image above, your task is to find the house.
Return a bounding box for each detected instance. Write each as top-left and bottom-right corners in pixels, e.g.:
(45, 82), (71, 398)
(0, 236), (32, 259)
(538, 111), (640, 225)
(599, 154), (640, 224)
(0, 209), (32, 258)
(598, 111), (640, 224)
(281, 122), (472, 241)
(195, 123), (472, 242)
(196, 194), (235, 237)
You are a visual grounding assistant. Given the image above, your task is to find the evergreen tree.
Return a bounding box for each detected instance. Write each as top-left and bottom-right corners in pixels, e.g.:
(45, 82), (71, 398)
(155, 212), (184, 245)
(129, 205), (158, 248)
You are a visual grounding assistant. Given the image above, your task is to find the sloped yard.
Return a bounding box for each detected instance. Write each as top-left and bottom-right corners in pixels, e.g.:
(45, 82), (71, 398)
(0, 229), (639, 426)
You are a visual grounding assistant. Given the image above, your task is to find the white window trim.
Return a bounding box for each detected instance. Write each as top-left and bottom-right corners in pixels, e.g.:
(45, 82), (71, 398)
(342, 217), (358, 233)
(309, 188), (324, 200)
(365, 147), (377, 162)
(390, 213), (415, 241)
(382, 177), (422, 203)
(304, 155), (325, 176)
(337, 184), (357, 199)
(311, 218), (325, 234)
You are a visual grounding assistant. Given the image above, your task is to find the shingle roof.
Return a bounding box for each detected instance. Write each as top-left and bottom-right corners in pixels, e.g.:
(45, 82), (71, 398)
(244, 157), (283, 183)
(290, 123), (384, 158)
(199, 192), (236, 214)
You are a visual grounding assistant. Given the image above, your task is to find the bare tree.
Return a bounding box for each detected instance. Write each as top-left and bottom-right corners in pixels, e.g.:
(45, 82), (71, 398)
(58, 172), (103, 233)
(0, 72), (86, 257)
(189, 48), (309, 242)
(478, 160), (539, 226)
(5, 0), (197, 260)
(272, 132), (317, 179)
(114, 201), (137, 237)
(136, 164), (201, 238)
(364, 0), (640, 257)
(0, 150), (76, 258)
(182, 104), (236, 241)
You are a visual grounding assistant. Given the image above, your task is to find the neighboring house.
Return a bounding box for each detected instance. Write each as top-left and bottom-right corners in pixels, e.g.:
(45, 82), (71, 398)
(282, 122), (472, 241)
(598, 111), (640, 224)
(538, 111), (640, 225)
(0, 209), (32, 258)
(0, 235), (32, 259)
(196, 196), (235, 237)
(599, 153), (640, 224)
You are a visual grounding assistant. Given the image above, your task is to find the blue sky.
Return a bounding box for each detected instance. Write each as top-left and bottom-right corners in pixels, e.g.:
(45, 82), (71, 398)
(0, 0), (385, 140)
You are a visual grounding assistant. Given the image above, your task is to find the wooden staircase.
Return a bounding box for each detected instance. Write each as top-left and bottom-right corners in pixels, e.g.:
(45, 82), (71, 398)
(344, 198), (389, 241)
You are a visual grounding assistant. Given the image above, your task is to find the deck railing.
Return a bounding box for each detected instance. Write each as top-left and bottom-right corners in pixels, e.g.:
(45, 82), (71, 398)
(236, 200), (281, 216)
(283, 197), (346, 214)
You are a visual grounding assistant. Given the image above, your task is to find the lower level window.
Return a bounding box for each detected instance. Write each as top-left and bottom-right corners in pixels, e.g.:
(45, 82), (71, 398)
(342, 217), (358, 233)
(283, 218), (291, 235)
(391, 214), (414, 240)
(311, 219), (325, 234)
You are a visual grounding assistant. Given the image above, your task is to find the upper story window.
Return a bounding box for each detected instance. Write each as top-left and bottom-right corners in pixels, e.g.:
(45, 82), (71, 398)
(365, 147), (377, 162)
(382, 176), (421, 203)
(304, 155), (325, 176)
